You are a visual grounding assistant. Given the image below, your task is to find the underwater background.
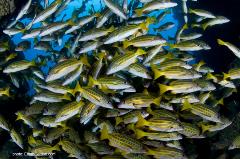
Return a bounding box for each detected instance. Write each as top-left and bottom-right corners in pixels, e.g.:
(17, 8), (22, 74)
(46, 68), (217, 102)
(0, 0), (240, 158)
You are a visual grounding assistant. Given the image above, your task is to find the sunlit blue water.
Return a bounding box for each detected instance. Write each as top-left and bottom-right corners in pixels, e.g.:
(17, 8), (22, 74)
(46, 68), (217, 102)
(11, 0), (179, 95)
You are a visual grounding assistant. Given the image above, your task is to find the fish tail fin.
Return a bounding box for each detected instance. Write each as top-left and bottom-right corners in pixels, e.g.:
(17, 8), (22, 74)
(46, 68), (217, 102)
(183, 24), (188, 30)
(202, 23), (208, 30)
(195, 60), (206, 71)
(201, 124), (209, 133)
(63, 94), (71, 101)
(108, 25), (115, 32)
(147, 17), (156, 24)
(136, 49), (146, 56)
(67, 20), (75, 26)
(139, 22), (148, 32)
(182, 100), (192, 111)
(74, 82), (82, 95)
(206, 73), (217, 81)
(153, 96), (162, 106)
(135, 129), (145, 139)
(189, 9), (193, 13)
(136, 114), (148, 128)
(166, 52), (175, 59)
(88, 76), (98, 87)
(16, 112), (22, 121)
(217, 39), (225, 46)
(218, 98), (224, 105)
(100, 124), (109, 140)
(158, 84), (169, 95)
(115, 117), (122, 126)
(146, 106), (153, 114)
(80, 55), (90, 67)
(53, 144), (60, 151)
(151, 64), (162, 80)
(4, 87), (10, 97)
(97, 52), (106, 60)
(127, 123), (135, 132)
(123, 41), (130, 49)
(168, 43), (175, 49)
(135, 8), (143, 16)
(94, 12), (101, 17)
(223, 72), (230, 80)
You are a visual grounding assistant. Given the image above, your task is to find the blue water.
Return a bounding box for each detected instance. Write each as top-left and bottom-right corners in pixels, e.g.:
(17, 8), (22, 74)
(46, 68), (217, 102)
(11, 0), (179, 95)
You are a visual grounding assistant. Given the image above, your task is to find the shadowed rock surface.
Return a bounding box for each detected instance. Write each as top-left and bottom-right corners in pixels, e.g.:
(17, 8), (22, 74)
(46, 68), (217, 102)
(0, 0), (15, 17)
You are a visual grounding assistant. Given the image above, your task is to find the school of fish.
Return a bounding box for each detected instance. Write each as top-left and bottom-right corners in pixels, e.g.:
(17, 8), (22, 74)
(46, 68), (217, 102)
(0, 0), (240, 158)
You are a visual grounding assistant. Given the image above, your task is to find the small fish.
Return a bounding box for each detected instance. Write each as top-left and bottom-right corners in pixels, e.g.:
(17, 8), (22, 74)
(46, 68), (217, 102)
(170, 40), (211, 51)
(78, 26), (115, 42)
(33, 91), (71, 103)
(123, 35), (166, 48)
(115, 110), (149, 125)
(55, 101), (85, 122)
(15, 111), (37, 128)
(3, 60), (35, 73)
(89, 76), (132, 90)
(135, 1), (178, 16)
(152, 66), (202, 80)
(125, 63), (152, 79)
(62, 65), (83, 86)
(87, 141), (114, 155)
(78, 41), (103, 54)
(158, 80), (202, 94)
(21, 28), (42, 39)
(104, 0), (127, 19)
(104, 23), (148, 44)
(3, 28), (25, 36)
(44, 127), (69, 143)
(136, 115), (183, 132)
(58, 140), (86, 159)
(181, 101), (222, 123)
(32, 0), (62, 24)
(37, 82), (74, 95)
(217, 39), (240, 59)
(201, 118), (232, 133)
(202, 16), (230, 30)
(147, 107), (177, 119)
(0, 114), (10, 131)
(180, 32), (203, 41)
(65, 14), (99, 34)
(179, 122), (204, 138)
(39, 21), (74, 37)
(100, 125), (145, 153)
(147, 146), (186, 159)
(143, 45), (163, 64)
(31, 144), (60, 154)
(118, 93), (161, 109)
(10, 129), (23, 149)
(189, 9), (216, 18)
(96, 9), (113, 28)
(46, 57), (89, 82)
(15, 41), (31, 51)
(107, 49), (146, 75)
(136, 129), (182, 141)
(155, 22), (175, 32)
(75, 83), (113, 109)
(80, 102), (99, 125)
(156, 59), (192, 70)
(229, 136), (240, 150)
